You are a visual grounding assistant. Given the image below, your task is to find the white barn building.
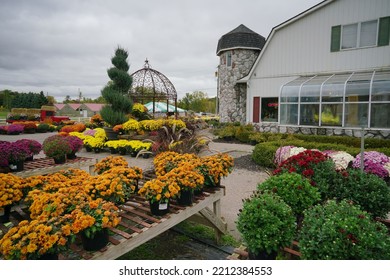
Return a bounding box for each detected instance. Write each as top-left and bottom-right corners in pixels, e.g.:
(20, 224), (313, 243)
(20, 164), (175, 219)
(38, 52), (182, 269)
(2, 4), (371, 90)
(241, 0), (390, 138)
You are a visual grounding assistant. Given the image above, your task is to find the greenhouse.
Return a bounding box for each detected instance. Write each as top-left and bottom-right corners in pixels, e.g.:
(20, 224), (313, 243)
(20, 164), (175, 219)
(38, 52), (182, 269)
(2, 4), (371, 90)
(279, 70), (390, 129)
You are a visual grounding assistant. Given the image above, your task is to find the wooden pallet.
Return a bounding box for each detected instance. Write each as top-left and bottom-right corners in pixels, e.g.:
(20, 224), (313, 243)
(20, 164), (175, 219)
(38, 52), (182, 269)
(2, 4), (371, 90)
(13, 157), (97, 177)
(227, 242), (301, 260)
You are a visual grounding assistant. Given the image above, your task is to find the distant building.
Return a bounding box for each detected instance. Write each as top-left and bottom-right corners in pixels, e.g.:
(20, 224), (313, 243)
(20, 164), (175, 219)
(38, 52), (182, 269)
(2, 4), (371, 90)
(219, 0), (390, 139)
(216, 24), (266, 123)
(54, 103), (104, 117)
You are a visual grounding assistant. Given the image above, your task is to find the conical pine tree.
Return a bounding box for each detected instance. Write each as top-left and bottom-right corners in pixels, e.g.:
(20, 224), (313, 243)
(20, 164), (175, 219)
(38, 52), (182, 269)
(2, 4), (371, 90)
(101, 47), (133, 126)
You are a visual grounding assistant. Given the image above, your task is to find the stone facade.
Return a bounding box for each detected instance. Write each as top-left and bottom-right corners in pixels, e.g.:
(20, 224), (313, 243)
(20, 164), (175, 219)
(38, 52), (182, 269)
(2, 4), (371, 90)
(217, 49), (259, 123)
(254, 122), (390, 139)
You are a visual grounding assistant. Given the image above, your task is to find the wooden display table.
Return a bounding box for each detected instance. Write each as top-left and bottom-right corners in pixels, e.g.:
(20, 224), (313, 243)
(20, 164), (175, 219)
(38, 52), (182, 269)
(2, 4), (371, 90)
(1, 187), (227, 260)
(14, 157), (97, 178)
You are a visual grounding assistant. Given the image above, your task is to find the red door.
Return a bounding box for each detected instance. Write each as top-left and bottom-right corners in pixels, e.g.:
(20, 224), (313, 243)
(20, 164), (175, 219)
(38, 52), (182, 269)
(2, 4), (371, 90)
(253, 97), (260, 123)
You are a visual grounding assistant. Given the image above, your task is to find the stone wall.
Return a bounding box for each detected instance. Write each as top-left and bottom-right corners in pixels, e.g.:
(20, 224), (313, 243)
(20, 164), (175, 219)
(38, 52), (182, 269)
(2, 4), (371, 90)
(254, 122), (390, 139)
(218, 49), (259, 123)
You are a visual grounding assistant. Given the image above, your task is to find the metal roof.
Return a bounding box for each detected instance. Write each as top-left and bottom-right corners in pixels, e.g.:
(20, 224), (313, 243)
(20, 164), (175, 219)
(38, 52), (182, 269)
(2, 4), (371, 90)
(216, 24), (265, 55)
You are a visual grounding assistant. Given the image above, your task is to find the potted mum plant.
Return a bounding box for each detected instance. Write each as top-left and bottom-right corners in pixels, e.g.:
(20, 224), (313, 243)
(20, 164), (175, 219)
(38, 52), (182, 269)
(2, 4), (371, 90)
(69, 198), (121, 251)
(166, 164), (204, 206)
(42, 135), (72, 164)
(236, 190), (296, 260)
(100, 47), (133, 140)
(7, 142), (31, 172)
(83, 167), (140, 204)
(65, 135), (84, 159)
(0, 173), (24, 223)
(15, 139), (42, 161)
(199, 153), (234, 188)
(300, 200), (390, 260)
(6, 124), (24, 135)
(257, 172), (321, 228)
(0, 216), (75, 259)
(138, 176), (180, 216)
(93, 155), (129, 175)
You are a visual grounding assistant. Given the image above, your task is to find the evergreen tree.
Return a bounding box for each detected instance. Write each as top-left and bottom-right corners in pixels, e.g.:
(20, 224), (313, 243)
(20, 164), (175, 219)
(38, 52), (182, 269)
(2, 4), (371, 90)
(100, 47), (133, 126)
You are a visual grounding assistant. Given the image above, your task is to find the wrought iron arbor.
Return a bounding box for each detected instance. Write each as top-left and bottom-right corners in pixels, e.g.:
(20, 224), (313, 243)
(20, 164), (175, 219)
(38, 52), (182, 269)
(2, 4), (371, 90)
(129, 59), (178, 117)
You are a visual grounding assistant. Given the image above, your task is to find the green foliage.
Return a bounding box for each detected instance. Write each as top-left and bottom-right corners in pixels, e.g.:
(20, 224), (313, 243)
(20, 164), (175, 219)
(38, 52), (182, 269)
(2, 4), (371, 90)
(36, 123), (50, 133)
(100, 106), (128, 127)
(252, 142), (278, 168)
(177, 91), (215, 113)
(257, 172), (321, 216)
(328, 169), (390, 218)
(300, 200), (390, 260)
(100, 46), (133, 127)
(236, 191), (295, 255)
(8, 91), (48, 109)
(234, 124), (255, 143)
(309, 160), (340, 201)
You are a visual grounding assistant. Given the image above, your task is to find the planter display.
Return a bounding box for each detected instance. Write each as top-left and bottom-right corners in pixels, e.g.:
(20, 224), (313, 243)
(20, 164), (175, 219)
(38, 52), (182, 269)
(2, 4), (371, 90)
(25, 155), (34, 162)
(81, 228), (109, 251)
(85, 145), (92, 152)
(0, 205), (12, 223)
(204, 176), (221, 188)
(53, 156), (66, 164)
(248, 250), (278, 260)
(66, 152), (77, 160)
(104, 127), (118, 141)
(149, 200), (170, 216)
(177, 190), (193, 206)
(9, 161), (24, 172)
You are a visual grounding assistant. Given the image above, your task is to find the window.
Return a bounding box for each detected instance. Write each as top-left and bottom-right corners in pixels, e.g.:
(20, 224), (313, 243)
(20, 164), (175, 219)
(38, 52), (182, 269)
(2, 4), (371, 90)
(279, 71), (390, 129)
(331, 17), (390, 52)
(342, 23), (358, 49)
(360, 20), (377, 47)
(226, 51), (232, 67)
(261, 97), (278, 122)
(371, 71), (390, 128)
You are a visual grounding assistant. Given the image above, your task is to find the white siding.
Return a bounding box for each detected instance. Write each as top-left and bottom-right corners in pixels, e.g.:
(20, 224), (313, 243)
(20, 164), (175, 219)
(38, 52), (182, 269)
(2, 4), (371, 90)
(256, 0), (390, 78)
(247, 0), (390, 123)
(246, 76), (296, 123)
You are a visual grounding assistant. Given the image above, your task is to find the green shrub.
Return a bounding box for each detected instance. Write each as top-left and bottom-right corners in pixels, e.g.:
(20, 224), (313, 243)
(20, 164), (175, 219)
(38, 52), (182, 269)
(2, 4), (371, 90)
(252, 142), (278, 168)
(214, 125), (235, 140)
(310, 160), (340, 201)
(364, 137), (390, 149)
(257, 172), (321, 216)
(236, 191), (296, 255)
(300, 200), (390, 260)
(234, 124), (255, 143)
(330, 169), (390, 218)
(36, 123), (50, 133)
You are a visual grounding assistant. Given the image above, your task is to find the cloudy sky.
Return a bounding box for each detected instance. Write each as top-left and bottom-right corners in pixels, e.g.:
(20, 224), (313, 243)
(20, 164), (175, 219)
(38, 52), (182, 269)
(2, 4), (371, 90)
(0, 0), (321, 102)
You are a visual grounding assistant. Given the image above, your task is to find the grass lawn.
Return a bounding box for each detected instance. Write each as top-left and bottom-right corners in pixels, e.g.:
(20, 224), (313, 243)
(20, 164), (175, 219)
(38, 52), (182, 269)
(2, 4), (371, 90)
(0, 111), (9, 118)
(117, 221), (240, 260)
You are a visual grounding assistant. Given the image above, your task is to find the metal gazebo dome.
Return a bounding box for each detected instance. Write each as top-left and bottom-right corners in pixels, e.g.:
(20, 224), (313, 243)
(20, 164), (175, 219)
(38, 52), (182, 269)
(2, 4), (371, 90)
(129, 59), (178, 117)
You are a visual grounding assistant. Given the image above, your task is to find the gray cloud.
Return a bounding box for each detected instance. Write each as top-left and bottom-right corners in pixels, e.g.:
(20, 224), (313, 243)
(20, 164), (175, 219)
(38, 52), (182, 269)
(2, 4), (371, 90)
(0, 0), (320, 101)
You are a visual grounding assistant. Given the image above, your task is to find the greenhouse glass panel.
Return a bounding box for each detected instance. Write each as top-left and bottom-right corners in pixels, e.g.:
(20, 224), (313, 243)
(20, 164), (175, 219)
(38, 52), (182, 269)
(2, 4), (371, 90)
(280, 104), (298, 125)
(300, 75), (331, 103)
(371, 103), (390, 128)
(322, 74), (350, 102)
(371, 71), (390, 102)
(300, 104), (319, 125)
(345, 72), (372, 102)
(280, 76), (311, 102)
(321, 104), (343, 126)
(345, 103), (368, 127)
